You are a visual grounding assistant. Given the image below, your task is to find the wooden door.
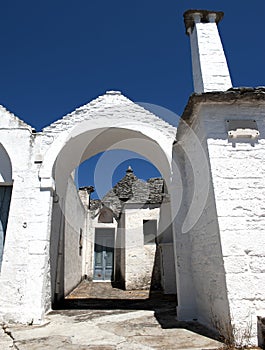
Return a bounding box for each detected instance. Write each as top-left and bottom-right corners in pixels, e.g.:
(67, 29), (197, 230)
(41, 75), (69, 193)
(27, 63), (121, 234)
(93, 228), (114, 281)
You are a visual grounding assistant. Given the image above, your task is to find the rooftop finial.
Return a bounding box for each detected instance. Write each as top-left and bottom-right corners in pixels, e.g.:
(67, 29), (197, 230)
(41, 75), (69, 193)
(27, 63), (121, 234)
(126, 166), (133, 173)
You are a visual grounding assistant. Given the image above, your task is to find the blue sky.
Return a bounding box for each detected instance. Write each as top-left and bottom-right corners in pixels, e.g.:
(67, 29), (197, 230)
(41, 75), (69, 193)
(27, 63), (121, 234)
(0, 1), (264, 197)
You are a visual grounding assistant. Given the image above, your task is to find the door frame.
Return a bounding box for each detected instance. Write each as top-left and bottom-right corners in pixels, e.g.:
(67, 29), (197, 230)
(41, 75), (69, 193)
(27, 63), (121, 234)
(93, 227), (115, 282)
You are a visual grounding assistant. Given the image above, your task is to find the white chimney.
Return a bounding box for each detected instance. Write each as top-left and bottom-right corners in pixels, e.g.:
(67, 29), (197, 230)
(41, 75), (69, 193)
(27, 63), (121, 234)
(184, 10), (232, 93)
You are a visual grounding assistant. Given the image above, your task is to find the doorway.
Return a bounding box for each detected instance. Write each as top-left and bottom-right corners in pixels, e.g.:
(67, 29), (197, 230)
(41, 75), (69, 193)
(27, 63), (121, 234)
(93, 228), (115, 281)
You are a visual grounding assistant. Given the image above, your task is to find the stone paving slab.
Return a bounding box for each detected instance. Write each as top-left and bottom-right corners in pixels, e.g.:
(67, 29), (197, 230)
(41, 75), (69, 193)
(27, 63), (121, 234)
(0, 327), (13, 349)
(1, 282), (225, 349)
(3, 308), (223, 350)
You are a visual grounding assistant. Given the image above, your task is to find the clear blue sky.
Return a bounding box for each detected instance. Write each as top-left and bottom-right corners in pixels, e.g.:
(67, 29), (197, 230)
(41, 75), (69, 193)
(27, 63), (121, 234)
(1, 1), (264, 197)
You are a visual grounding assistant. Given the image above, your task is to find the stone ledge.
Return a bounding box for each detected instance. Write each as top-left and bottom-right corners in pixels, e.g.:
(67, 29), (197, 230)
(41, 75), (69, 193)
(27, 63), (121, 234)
(181, 87), (265, 122)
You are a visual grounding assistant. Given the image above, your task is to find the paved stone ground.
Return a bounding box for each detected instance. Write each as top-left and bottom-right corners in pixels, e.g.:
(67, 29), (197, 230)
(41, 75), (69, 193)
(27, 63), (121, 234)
(0, 281), (224, 349)
(66, 281), (151, 300)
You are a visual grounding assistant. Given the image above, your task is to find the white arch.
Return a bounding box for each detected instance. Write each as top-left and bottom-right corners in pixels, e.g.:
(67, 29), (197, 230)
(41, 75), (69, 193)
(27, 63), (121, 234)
(39, 92), (178, 310)
(39, 92), (177, 193)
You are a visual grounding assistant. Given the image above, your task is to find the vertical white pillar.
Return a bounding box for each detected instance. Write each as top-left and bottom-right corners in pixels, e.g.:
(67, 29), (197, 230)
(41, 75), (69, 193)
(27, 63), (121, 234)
(184, 10), (232, 93)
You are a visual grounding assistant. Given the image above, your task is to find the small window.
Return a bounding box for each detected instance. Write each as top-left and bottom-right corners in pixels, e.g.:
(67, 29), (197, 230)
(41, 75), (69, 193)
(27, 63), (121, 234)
(143, 220), (157, 245)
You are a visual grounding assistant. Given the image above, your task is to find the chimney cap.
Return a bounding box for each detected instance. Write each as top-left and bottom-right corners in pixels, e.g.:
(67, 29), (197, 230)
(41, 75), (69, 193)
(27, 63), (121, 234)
(183, 9), (224, 35)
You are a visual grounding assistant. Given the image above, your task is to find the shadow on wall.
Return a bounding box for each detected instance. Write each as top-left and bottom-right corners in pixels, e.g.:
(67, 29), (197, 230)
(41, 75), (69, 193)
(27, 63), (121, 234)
(50, 199), (65, 306)
(172, 117), (232, 339)
(150, 244), (162, 291)
(112, 214), (125, 290)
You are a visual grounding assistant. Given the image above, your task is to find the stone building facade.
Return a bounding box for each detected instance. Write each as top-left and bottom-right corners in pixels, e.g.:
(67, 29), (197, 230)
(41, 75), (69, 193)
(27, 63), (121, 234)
(80, 166), (175, 292)
(0, 8), (265, 346)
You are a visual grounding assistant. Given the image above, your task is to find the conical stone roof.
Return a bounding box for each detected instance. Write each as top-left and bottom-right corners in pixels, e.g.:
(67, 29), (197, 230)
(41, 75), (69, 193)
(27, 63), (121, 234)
(89, 167), (165, 217)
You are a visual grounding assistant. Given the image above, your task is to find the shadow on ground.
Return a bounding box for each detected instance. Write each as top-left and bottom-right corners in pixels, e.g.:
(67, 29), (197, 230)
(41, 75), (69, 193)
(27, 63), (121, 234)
(52, 289), (221, 343)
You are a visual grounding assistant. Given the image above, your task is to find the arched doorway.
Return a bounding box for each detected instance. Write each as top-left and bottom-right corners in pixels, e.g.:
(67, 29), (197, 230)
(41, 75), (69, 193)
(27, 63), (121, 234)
(47, 128), (176, 304)
(38, 92), (177, 308)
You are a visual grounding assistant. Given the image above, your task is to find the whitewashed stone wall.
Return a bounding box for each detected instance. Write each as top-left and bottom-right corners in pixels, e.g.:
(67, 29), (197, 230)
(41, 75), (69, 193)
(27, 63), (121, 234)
(173, 100), (265, 344)
(173, 113), (230, 332)
(186, 11), (232, 93)
(204, 103), (265, 344)
(0, 107), (53, 324)
(124, 206), (160, 290)
(157, 198), (176, 294)
(84, 211), (95, 281)
(64, 177), (86, 296)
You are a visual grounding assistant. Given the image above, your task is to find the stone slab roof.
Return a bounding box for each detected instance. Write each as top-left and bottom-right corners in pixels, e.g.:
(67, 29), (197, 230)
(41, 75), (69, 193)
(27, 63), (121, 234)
(42, 90), (177, 141)
(0, 105), (33, 130)
(89, 167), (165, 217)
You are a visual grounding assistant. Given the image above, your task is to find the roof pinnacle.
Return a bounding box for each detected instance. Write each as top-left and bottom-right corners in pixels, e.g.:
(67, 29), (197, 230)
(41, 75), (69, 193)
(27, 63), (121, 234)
(126, 166), (133, 174)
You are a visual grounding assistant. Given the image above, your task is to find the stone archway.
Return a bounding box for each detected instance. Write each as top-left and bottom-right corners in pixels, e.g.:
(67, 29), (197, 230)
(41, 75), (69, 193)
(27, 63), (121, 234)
(38, 91), (178, 308)
(0, 91), (178, 324)
(39, 91), (176, 189)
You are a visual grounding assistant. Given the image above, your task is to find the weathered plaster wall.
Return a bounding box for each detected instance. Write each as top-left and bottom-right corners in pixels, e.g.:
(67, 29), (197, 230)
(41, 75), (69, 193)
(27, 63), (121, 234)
(0, 113), (53, 323)
(174, 100), (265, 344)
(84, 211), (94, 281)
(173, 111), (231, 335)
(64, 177), (86, 296)
(184, 10), (232, 93)
(189, 22), (231, 93)
(202, 103), (265, 343)
(157, 199), (176, 294)
(50, 198), (64, 304)
(124, 206), (160, 290)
